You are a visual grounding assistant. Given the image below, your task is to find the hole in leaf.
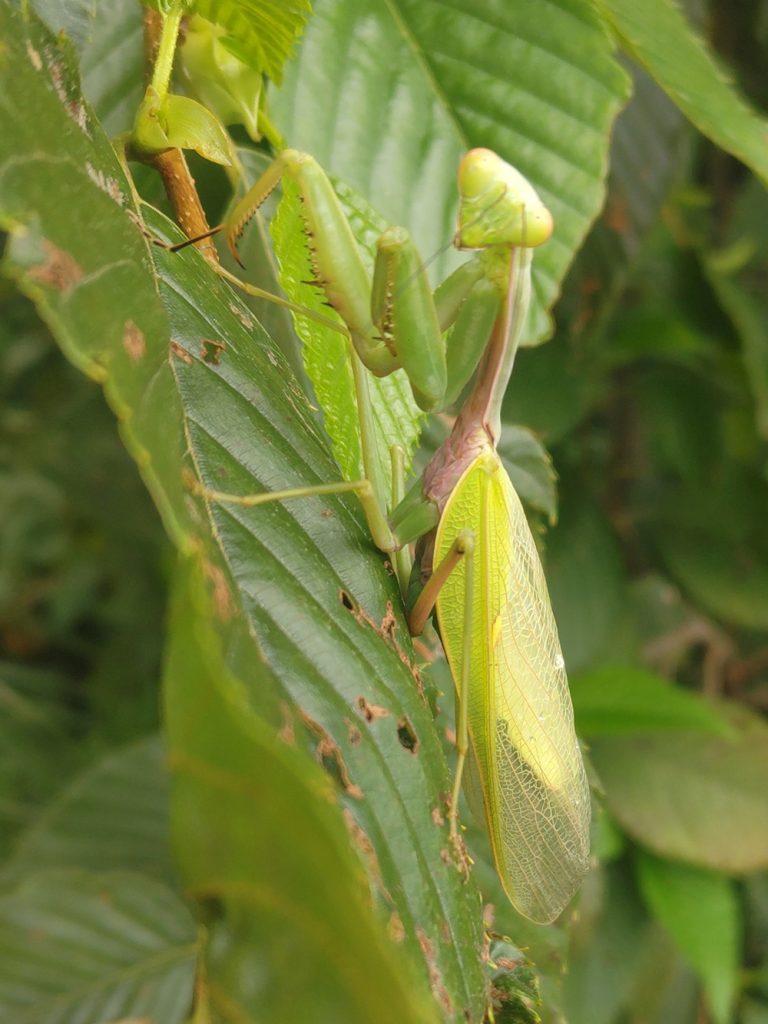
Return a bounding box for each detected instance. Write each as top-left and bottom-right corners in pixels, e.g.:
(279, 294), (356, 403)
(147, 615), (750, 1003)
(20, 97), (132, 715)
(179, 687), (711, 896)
(397, 716), (419, 754)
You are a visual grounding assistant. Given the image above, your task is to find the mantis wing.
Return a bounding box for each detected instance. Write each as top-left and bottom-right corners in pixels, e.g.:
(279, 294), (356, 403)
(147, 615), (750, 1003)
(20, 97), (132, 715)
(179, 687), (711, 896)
(435, 447), (591, 923)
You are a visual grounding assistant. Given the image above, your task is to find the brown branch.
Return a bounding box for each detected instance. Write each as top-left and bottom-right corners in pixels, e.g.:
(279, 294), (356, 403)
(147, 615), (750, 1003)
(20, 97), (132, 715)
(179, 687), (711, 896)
(141, 9), (219, 265)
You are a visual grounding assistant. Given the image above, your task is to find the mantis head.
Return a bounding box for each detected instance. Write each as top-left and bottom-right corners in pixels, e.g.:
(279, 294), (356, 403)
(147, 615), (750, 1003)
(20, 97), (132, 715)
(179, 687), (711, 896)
(455, 148), (553, 250)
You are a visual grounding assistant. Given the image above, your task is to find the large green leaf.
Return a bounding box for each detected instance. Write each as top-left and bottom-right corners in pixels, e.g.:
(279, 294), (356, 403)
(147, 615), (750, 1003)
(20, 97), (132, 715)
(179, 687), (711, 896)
(598, 0), (768, 185)
(0, 5), (187, 550)
(154, 210), (486, 1017)
(0, 870), (198, 1024)
(589, 707), (768, 873)
(0, 6), (488, 1018)
(635, 851), (740, 1024)
(165, 558), (438, 1023)
(271, 0), (630, 345)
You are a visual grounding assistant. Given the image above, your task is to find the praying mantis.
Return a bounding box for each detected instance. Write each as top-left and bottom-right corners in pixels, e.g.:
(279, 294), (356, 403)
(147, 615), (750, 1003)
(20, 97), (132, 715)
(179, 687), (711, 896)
(202, 147), (591, 925)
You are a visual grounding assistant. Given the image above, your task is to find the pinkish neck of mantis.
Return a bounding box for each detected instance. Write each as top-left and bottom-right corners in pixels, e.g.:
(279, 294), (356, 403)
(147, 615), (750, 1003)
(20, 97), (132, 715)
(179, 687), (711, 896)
(422, 248), (526, 510)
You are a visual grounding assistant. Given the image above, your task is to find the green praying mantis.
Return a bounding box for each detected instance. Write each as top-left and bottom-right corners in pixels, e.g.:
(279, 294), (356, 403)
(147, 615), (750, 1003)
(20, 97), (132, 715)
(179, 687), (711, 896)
(200, 147), (591, 925)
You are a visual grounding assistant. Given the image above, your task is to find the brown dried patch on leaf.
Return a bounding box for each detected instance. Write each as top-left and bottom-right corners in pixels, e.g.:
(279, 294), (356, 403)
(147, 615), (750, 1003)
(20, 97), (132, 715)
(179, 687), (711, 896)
(356, 696), (390, 723)
(277, 702), (295, 746)
(26, 42), (43, 70)
(342, 808), (393, 905)
(449, 828), (472, 880)
(201, 337), (225, 365)
(122, 320), (145, 363)
(28, 240), (82, 292)
(202, 559), (233, 621)
(299, 709), (363, 800)
(439, 919), (451, 945)
(416, 927), (454, 1017)
(170, 340), (194, 365)
(379, 602), (398, 642)
(352, 600), (425, 698)
(85, 162), (124, 205)
(482, 903), (495, 931)
(229, 302), (253, 329)
(387, 912), (405, 944)
(49, 61), (87, 131)
(344, 718), (362, 746)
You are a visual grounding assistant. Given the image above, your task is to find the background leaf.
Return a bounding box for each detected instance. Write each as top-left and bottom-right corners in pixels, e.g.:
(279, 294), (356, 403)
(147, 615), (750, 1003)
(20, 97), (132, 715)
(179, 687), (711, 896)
(635, 850), (741, 1024)
(598, 0), (768, 184)
(0, 870), (198, 1024)
(2, 736), (171, 887)
(571, 665), (734, 737)
(192, 0), (311, 81)
(271, 0), (630, 344)
(589, 708), (768, 872)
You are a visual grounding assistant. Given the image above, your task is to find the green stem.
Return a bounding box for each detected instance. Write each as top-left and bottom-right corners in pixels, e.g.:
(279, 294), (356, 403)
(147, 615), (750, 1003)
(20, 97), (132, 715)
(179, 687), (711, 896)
(150, 4), (183, 100)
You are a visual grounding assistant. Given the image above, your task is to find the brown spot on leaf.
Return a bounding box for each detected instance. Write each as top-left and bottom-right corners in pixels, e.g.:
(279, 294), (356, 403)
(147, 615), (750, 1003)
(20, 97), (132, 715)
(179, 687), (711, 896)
(351, 600), (425, 698)
(170, 340), (193, 365)
(85, 162), (124, 205)
(356, 696), (390, 723)
(28, 240), (82, 292)
(416, 928), (454, 1016)
(339, 590), (355, 611)
(298, 709), (363, 799)
(26, 42), (42, 70)
(229, 302), (253, 329)
(482, 903), (495, 931)
(344, 718), (362, 746)
(341, 809), (393, 905)
(277, 703), (295, 746)
(431, 805), (445, 827)
(203, 559), (232, 621)
(387, 912), (405, 944)
(122, 321), (145, 363)
(201, 337), (225, 365)
(380, 603), (398, 642)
